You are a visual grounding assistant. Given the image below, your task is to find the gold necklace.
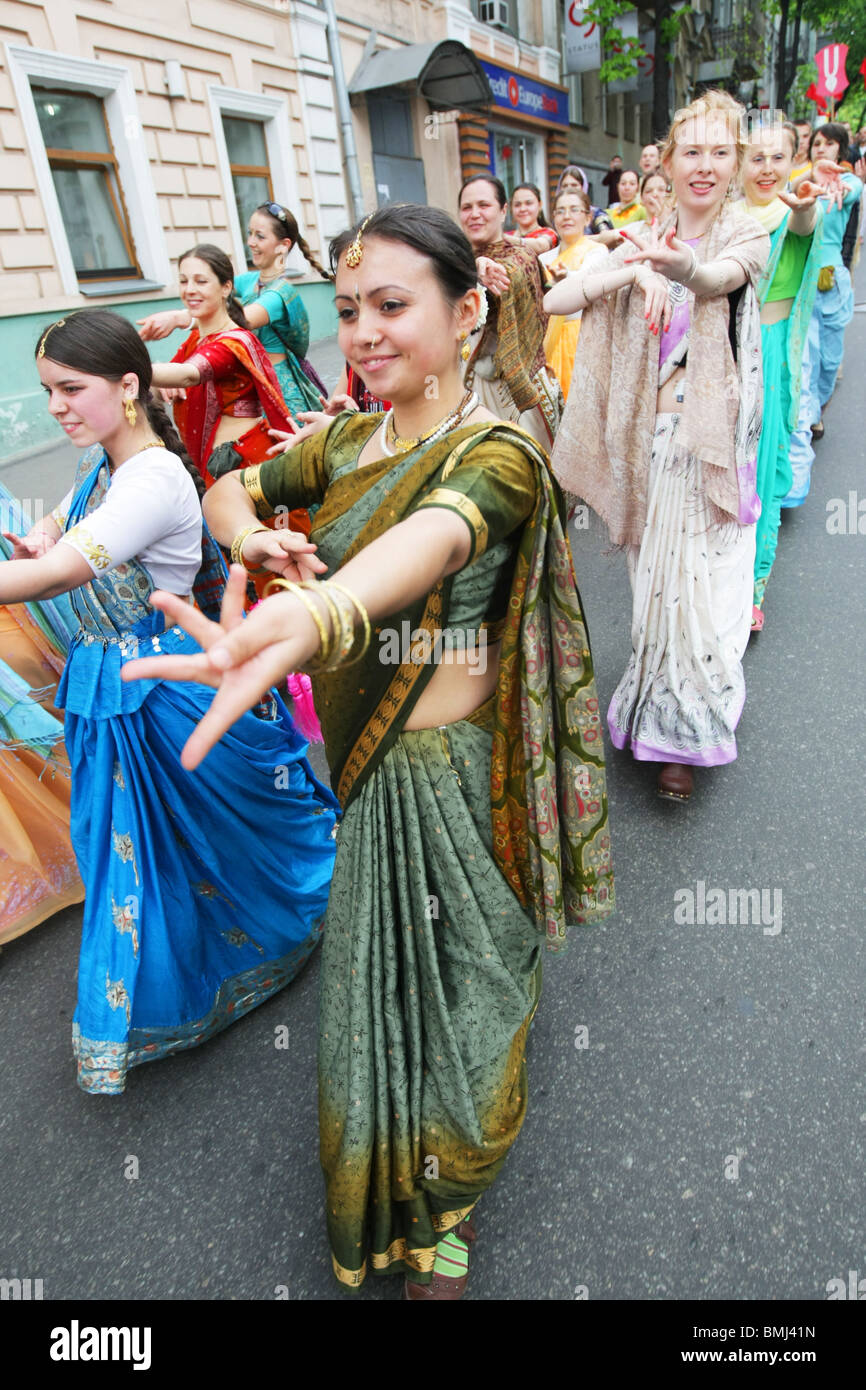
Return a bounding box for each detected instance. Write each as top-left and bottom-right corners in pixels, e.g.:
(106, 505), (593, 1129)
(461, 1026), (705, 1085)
(385, 389), (476, 452)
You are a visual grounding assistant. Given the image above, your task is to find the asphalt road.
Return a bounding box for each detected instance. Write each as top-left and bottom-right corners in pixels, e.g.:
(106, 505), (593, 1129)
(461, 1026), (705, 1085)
(1, 297), (864, 1303)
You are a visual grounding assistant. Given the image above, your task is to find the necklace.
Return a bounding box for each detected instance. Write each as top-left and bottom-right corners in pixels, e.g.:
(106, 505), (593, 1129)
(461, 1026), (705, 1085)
(381, 389), (478, 457)
(138, 440), (166, 451)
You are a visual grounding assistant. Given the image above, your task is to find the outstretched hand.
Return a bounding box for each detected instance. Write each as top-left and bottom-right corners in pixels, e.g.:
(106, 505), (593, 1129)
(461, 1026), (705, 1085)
(622, 218), (693, 283)
(475, 256), (509, 297)
(806, 158), (847, 211)
(120, 565), (319, 768)
(240, 525), (327, 581)
(2, 529), (53, 559)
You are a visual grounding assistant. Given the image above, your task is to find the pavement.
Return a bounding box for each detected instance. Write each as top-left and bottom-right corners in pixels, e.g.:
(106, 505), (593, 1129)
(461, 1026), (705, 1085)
(1, 290), (865, 1303)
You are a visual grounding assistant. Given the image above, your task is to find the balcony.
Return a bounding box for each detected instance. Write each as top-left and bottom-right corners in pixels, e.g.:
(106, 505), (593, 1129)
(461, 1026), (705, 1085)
(709, 17), (765, 80)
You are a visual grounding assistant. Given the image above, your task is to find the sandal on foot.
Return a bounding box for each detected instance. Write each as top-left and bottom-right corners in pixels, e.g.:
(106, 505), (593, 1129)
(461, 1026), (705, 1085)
(403, 1218), (476, 1301)
(750, 604), (764, 633)
(811, 419), (824, 440)
(656, 763), (694, 803)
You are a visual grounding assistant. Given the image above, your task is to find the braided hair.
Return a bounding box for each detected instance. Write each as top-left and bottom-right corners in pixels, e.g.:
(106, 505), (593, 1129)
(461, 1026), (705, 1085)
(254, 203), (332, 281)
(35, 309), (205, 501)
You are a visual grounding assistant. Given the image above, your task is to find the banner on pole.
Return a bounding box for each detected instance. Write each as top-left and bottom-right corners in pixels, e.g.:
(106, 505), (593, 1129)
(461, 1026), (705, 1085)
(564, 2), (602, 76)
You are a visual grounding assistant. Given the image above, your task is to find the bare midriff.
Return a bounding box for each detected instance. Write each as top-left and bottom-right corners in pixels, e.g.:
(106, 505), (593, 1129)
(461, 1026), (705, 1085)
(266, 351), (287, 364)
(657, 363), (686, 413)
(404, 641), (501, 729)
(212, 414), (258, 449)
(760, 297), (794, 326)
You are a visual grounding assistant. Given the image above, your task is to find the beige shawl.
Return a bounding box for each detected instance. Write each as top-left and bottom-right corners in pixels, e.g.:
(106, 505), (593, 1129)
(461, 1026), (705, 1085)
(551, 207), (770, 546)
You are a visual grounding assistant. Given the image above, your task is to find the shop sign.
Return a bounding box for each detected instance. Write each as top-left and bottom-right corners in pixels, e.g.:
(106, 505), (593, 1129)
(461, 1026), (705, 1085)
(477, 59), (569, 127)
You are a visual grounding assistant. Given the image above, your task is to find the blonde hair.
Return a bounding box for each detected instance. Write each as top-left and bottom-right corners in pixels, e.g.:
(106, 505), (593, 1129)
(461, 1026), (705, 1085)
(659, 89), (746, 176)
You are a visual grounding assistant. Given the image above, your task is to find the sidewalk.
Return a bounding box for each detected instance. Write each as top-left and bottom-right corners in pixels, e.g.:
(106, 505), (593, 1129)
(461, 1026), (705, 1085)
(0, 333), (345, 510)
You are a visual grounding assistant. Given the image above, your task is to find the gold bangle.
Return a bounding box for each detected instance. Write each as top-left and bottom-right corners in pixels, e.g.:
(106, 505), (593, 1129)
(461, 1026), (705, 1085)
(327, 581), (371, 664)
(305, 583), (355, 666)
(230, 523), (270, 572)
(261, 576), (335, 667)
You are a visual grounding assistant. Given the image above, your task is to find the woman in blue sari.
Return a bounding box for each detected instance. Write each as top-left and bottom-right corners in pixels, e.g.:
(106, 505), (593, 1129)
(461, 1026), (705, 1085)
(0, 310), (338, 1093)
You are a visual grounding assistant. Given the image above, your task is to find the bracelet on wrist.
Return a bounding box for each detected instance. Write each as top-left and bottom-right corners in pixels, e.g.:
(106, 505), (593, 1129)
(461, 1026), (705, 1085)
(230, 524), (270, 573)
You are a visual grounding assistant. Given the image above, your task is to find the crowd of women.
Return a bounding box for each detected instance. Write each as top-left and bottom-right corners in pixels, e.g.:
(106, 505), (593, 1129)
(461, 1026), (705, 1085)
(0, 91), (861, 1299)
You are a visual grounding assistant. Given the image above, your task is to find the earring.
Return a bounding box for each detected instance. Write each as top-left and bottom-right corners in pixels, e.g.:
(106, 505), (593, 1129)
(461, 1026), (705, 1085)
(460, 334), (471, 362)
(124, 398), (137, 427)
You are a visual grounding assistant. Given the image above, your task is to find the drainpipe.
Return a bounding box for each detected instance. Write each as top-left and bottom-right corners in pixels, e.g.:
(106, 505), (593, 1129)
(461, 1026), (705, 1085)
(321, 0), (365, 221)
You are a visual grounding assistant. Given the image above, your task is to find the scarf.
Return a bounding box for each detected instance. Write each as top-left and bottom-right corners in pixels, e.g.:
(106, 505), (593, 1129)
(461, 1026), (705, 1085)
(733, 196), (788, 233)
(471, 241), (548, 411)
(553, 206), (770, 546)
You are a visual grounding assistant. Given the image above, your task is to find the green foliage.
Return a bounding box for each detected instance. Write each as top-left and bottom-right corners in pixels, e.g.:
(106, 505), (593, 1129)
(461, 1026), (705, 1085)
(661, 5), (690, 50)
(581, 1), (648, 84)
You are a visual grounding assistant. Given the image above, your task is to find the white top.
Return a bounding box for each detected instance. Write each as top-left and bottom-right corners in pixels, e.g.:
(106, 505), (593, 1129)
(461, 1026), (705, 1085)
(54, 449), (202, 595)
(540, 243), (608, 322)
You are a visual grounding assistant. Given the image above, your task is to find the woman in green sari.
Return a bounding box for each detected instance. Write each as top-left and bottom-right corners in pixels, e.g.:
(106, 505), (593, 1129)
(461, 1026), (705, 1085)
(123, 205), (614, 1299)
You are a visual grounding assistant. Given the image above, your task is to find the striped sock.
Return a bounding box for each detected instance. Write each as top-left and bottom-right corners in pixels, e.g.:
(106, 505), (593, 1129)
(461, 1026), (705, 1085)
(432, 1230), (469, 1278)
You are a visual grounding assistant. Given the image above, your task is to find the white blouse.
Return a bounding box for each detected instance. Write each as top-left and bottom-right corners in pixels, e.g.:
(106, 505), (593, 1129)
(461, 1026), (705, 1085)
(55, 449), (203, 595)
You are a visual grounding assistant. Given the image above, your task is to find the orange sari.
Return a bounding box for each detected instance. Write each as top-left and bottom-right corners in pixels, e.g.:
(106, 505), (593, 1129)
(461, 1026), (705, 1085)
(0, 604), (84, 944)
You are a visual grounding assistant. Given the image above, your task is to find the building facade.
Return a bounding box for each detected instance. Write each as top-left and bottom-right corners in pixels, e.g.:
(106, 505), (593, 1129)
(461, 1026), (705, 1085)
(0, 0), (650, 463)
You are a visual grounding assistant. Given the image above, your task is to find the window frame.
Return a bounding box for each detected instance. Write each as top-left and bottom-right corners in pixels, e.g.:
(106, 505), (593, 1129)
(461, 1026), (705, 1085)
(208, 86), (309, 279)
(6, 44), (169, 295)
(36, 88), (142, 281)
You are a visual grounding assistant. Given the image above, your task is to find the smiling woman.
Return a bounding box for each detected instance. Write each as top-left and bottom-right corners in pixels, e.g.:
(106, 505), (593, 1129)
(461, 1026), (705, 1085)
(121, 202), (614, 1299)
(459, 175), (563, 445)
(146, 244), (297, 488)
(0, 309), (339, 1092)
(549, 90), (772, 803)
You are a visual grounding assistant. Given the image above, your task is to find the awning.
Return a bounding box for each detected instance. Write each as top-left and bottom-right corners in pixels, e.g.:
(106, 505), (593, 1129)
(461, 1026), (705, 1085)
(348, 39), (493, 113)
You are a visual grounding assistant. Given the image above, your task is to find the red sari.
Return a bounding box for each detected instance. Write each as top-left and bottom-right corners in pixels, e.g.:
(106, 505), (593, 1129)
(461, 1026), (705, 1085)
(172, 327), (294, 483)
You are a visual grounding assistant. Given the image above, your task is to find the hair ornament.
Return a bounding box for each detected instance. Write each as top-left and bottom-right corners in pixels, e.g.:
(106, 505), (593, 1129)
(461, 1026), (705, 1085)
(345, 214), (373, 268)
(38, 318), (66, 358)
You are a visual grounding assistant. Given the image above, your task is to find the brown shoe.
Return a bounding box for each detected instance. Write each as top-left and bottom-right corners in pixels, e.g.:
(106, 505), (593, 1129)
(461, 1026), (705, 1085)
(811, 418), (824, 440)
(656, 763), (694, 802)
(403, 1219), (476, 1301)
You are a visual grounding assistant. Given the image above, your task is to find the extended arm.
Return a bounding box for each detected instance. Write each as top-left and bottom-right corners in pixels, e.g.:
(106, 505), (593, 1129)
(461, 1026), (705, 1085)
(121, 505), (472, 767)
(150, 361), (202, 388)
(0, 540), (93, 603)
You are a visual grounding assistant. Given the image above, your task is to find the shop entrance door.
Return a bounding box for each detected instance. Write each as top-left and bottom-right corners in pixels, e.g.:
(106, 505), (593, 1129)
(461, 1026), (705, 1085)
(489, 126), (545, 199)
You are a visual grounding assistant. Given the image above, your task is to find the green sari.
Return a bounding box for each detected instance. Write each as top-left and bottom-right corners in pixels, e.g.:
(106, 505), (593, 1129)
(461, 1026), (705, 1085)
(241, 412), (614, 1287)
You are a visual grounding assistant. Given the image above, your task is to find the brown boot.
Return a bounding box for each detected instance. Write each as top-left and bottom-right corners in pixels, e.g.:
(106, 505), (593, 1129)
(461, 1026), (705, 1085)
(656, 762), (694, 802)
(403, 1218), (477, 1301)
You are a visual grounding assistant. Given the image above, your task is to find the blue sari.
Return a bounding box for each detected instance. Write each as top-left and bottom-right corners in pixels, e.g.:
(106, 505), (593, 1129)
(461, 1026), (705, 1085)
(53, 447), (339, 1093)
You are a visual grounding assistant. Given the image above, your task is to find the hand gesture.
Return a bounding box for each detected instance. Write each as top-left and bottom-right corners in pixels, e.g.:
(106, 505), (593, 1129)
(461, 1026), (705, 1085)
(548, 262), (569, 282)
(475, 256), (509, 297)
(120, 566), (320, 768)
(635, 270), (672, 336)
(323, 392), (358, 416)
(239, 525), (327, 581)
(158, 386), (187, 404)
(137, 310), (186, 341)
(805, 158), (846, 211)
(2, 528), (53, 559)
(622, 219), (693, 283)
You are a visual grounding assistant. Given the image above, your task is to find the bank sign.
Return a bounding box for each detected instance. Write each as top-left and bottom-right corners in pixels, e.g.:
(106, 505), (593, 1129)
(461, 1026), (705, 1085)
(477, 60), (569, 127)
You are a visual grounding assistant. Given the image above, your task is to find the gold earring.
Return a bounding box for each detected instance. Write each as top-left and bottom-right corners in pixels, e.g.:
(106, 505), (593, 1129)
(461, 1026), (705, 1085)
(124, 398), (137, 427)
(460, 334), (471, 362)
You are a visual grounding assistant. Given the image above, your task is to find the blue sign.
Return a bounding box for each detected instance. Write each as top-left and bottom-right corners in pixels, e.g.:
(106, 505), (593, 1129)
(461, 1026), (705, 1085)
(478, 59), (569, 128)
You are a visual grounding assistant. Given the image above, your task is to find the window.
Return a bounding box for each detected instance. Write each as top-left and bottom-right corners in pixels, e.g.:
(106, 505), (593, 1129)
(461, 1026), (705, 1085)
(208, 86), (307, 276)
(222, 116), (273, 266)
(33, 89), (140, 281)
